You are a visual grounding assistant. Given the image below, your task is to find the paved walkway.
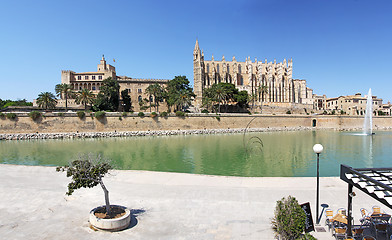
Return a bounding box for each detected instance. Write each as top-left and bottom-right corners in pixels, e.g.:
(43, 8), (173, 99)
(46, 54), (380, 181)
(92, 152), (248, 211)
(0, 164), (384, 239)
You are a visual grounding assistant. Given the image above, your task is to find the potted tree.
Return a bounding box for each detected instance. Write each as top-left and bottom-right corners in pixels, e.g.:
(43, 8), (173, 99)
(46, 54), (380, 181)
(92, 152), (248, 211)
(56, 153), (130, 231)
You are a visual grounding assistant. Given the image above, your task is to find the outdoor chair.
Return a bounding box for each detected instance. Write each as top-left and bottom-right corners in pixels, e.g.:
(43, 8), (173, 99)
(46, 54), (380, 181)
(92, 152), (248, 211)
(352, 227), (364, 239)
(375, 222), (388, 239)
(325, 208), (334, 231)
(372, 205), (382, 214)
(359, 208), (371, 226)
(362, 236), (375, 240)
(333, 227), (347, 240)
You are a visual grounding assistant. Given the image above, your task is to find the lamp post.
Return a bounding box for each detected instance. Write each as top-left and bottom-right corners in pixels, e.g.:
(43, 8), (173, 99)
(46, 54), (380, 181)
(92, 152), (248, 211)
(313, 143), (323, 224)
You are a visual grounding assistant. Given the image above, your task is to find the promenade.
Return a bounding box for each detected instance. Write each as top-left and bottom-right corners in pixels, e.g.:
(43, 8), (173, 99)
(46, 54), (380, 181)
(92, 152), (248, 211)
(0, 164), (383, 239)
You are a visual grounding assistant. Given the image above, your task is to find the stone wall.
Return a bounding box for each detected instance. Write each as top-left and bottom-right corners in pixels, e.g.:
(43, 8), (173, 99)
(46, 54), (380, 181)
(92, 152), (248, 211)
(1, 113), (392, 134)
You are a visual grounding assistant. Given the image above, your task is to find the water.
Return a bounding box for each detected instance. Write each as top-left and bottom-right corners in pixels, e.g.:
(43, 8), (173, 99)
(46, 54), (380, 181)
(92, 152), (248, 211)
(1, 130), (392, 177)
(363, 88), (373, 135)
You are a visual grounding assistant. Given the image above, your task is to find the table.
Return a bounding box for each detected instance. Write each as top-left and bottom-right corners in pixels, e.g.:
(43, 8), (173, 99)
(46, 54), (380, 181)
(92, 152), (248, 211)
(331, 213), (348, 225)
(370, 213), (391, 223)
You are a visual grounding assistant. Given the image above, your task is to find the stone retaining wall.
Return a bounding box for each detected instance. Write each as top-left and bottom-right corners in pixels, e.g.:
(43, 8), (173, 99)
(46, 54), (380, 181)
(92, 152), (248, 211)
(1, 113), (392, 140)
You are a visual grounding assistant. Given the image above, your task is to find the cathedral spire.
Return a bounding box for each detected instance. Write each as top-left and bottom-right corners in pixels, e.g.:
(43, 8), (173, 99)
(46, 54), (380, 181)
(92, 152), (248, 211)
(194, 39), (200, 52)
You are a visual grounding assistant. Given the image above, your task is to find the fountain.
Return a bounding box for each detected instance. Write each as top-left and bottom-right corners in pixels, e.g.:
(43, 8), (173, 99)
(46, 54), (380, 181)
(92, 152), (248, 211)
(363, 88), (373, 135)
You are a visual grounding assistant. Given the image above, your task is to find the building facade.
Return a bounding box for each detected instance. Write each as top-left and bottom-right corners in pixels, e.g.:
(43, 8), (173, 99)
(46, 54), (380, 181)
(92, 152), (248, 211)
(193, 40), (315, 111)
(326, 93), (383, 115)
(59, 56), (169, 111)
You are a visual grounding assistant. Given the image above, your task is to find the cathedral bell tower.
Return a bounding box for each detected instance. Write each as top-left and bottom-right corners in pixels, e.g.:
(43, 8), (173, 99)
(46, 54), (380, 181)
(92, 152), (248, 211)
(193, 39), (204, 109)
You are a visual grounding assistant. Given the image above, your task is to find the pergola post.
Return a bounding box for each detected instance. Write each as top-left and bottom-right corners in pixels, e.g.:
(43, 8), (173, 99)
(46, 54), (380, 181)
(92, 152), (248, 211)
(347, 183), (353, 238)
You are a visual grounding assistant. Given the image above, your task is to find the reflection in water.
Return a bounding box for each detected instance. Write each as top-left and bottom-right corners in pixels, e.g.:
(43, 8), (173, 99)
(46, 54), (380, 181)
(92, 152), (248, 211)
(1, 131), (392, 177)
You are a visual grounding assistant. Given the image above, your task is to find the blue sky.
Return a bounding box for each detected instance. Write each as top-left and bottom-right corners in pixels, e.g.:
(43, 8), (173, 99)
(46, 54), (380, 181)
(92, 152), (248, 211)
(1, 0), (391, 102)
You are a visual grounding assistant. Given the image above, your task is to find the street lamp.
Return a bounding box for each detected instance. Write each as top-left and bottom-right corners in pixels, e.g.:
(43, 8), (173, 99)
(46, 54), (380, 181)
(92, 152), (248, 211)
(313, 143), (323, 224)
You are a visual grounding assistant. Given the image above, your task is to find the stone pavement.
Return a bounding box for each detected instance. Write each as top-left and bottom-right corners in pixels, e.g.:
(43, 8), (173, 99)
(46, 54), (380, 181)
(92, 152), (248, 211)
(0, 164), (384, 239)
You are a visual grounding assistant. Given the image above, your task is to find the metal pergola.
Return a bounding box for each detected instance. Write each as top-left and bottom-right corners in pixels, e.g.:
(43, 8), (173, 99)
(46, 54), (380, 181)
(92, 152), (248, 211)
(340, 164), (392, 237)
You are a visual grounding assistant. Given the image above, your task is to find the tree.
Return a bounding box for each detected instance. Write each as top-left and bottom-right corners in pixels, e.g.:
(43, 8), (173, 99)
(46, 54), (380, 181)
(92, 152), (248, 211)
(36, 92), (57, 110)
(165, 76), (195, 111)
(56, 153), (113, 215)
(75, 88), (95, 110)
(120, 89), (131, 112)
(93, 77), (120, 111)
(55, 83), (74, 111)
(271, 195), (306, 240)
(175, 89), (193, 111)
(234, 90), (249, 109)
(145, 83), (164, 112)
(257, 85), (268, 112)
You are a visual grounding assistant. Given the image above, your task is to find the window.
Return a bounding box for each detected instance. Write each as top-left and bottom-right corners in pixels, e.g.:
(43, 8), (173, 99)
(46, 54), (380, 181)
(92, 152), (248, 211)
(227, 65), (230, 72)
(92, 86), (96, 90)
(127, 88), (131, 93)
(207, 64), (209, 73)
(138, 95), (142, 102)
(92, 76), (96, 80)
(238, 65), (242, 74)
(77, 76), (81, 80)
(138, 89), (142, 93)
(217, 64), (220, 73)
(85, 76), (89, 80)
(98, 76), (102, 80)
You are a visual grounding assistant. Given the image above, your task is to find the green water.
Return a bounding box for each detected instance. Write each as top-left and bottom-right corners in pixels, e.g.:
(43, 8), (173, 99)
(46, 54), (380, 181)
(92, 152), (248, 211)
(1, 130), (392, 177)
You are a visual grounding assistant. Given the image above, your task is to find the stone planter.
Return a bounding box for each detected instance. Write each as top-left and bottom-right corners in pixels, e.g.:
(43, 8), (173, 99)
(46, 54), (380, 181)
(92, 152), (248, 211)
(89, 205), (131, 231)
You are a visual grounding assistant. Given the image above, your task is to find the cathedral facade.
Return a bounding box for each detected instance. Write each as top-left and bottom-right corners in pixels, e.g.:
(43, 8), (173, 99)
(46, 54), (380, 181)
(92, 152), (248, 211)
(193, 40), (314, 111)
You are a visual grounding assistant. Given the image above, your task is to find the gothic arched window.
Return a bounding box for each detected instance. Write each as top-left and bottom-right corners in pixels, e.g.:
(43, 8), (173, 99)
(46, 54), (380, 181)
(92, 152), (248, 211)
(138, 95), (142, 102)
(238, 65), (242, 74)
(217, 64), (220, 73)
(207, 64), (209, 73)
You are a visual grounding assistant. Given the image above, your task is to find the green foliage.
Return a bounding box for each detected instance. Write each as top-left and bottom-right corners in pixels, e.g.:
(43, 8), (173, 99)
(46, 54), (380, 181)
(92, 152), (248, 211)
(151, 112), (157, 118)
(77, 111), (85, 119)
(271, 196), (306, 240)
(234, 90), (249, 108)
(166, 76), (195, 111)
(56, 153), (113, 214)
(75, 89), (94, 111)
(55, 83), (74, 111)
(118, 116), (122, 121)
(57, 112), (64, 117)
(29, 111), (42, 121)
(340, 110), (345, 115)
(323, 110), (327, 115)
(201, 109), (209, 114)
(146, 83), (165, 112)
(93, 77), (120, 112)
(298, 233), (317, 240)
(140, 106), (149, 111)
(138, 112), (145, 117)
(160, 111), (168, 117)
(331, 110), (336, 115)
(36, 92), (57, 110)
(94, 111), (106, 120)
(286, 110), (292, 114)
(175, 111), (185, 117)
(122, 112), (128, 117)
(0, 99), (32, 109)
(216, 116), (220, 121)
(121, 89), (132, 112)
(6, 113), (17, 120)
(378, 110), (386, 116)
(0, 112), (5, 118)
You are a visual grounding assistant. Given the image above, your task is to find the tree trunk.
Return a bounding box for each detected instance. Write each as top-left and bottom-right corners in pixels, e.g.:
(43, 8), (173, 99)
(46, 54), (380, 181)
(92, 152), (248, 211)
(99, 180), (111, 215)
(65, 95), (68, 112)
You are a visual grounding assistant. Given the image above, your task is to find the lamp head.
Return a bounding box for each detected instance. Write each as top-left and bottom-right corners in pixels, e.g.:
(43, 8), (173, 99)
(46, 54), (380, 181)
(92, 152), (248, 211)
(313, 144), (324, 154)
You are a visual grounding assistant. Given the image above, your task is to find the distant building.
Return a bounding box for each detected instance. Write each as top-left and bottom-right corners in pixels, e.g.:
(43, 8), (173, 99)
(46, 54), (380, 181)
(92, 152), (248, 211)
(326, 93), (383, 115)
(58, 56), (169, 111)
(193, 40), (316, 112)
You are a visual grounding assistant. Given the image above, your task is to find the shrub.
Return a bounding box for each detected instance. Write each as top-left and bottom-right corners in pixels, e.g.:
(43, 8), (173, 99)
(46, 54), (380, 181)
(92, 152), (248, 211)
(151, 112), (157, 118)
(176, 111), (185, 117)
(57, 112), (64, 117)
(140, 106), (149, 111)
(118, 116), (122, 121)
(6, 113), (17, 120)
(94, 111), (106, 120)
(271, 195), (306, 240)
(122, 112), (127, 117)
(286, 110), (292, 114)
(77, 111), (85, 119)
(216, 116), (220, 121)
(201, 109), (209, 114)
(331, 110), (336, 115)
(298, 233), (317, 240)
(0, 112), (5, 118)
(160, 111), (168, 117)
(138, 112), (145, 117)
(29, 111), (42, 121)
(378, 110), (386, 116)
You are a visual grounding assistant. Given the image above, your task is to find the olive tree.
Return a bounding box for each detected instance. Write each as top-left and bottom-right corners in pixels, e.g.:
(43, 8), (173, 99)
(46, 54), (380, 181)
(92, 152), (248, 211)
(56, 153), (113, 214)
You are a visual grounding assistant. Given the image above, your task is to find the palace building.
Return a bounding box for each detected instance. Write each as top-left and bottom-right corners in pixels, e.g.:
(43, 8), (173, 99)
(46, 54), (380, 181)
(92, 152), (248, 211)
(193, 40), (316, 113)
(58, 56), (169, 111)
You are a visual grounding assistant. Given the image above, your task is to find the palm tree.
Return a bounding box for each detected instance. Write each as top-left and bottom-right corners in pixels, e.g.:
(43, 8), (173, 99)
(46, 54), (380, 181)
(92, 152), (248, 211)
(145, 83), (164, 112)
(55, 83), (74, 111)
(175, 89), (193, 111)
(258, 85), (268, 112)
(213, 84), (228, 113)
(36, 92), (57, 110)
(75, 89), (95, 110)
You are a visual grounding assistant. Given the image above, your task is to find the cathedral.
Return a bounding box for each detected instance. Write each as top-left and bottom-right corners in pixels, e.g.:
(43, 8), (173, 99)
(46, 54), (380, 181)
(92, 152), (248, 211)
(193, 40), (314, 111)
